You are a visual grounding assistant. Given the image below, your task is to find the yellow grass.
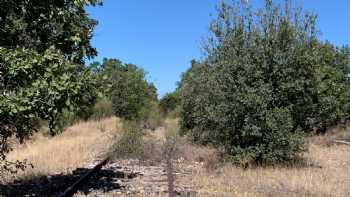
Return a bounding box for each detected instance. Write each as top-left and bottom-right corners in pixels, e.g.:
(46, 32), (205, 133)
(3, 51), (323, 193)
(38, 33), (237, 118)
(148, 119), (350, 196)
(191, 141), (350, 197)
(6, 117), (120, 181)
(4, 117), (350, 197)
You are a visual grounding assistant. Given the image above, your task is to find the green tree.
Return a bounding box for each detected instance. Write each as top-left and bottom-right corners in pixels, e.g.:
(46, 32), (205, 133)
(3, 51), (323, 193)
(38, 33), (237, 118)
(0, 0), (102, 63)
(111, 63), (153, 120)
(179, 0), (324, 164)
(313, 43), (350, 133)
(91, 58), (158, 122)
(0, 0), (100, 174)
(159, 91), (180, 115)
(0, 47), (96, 171)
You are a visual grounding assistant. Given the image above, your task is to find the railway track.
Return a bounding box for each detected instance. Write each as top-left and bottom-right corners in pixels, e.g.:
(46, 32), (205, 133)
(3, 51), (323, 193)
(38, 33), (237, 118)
(58, 157), (111, 197)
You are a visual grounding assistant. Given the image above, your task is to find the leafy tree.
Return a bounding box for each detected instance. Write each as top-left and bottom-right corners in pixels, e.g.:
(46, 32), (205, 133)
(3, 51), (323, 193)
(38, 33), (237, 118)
(90, 58), (158, 122)
(159, 91), (180, 115)
(0, 47), (96, 172)
(111, 63), (153, 120)
(179, 0), (327, 164)
(0, 0), (102, 63)
(0, 0), (100, 174)
(313, 43), (350, 133)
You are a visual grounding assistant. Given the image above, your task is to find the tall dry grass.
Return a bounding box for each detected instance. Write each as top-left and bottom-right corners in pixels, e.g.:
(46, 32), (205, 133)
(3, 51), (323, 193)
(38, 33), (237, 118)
(4, 117), (350, 197)
(5, 117), (120, 182)
(191, 138), (350, 197)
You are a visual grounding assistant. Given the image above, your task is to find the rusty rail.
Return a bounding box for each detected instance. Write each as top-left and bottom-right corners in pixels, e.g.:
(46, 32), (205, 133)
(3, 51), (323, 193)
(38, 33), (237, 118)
(333, 140), (350, 145)
(58, 157), (110, 197)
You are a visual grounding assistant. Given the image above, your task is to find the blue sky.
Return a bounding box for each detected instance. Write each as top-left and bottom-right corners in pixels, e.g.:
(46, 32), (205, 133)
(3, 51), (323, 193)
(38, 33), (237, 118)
(87, 0), (350, 97)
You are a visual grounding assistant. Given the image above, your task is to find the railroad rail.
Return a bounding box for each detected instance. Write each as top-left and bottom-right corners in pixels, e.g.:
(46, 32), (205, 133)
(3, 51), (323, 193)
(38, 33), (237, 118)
(58, 157), (110, 197)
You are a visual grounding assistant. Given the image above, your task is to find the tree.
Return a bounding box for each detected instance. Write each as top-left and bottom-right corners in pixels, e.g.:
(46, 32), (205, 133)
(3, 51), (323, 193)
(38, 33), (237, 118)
(179, 0), (333, 164)
(0, 0), (102, 63)
(90, 58), (158, 122)
(159, 91), (180, 115)
(313, 43), (350, 133)
(0, 47), (96, 173)
(0, 0), (101, 174)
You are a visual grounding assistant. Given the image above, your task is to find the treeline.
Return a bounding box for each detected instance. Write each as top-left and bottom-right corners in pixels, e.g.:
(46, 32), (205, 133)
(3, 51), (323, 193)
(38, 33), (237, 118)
(176, 0), (350, 165)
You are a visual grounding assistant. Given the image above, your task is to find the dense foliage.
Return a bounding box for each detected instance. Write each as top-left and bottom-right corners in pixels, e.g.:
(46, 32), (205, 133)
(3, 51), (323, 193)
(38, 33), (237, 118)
(0, 0), (100, 173)
(0, 47), (96, 171)
(159, 91), (180, 115)
(179, 0), (350, 164)
(90, 58), (160, 126)
(313, 43), (350, 133)
(0, 0), (102, 63)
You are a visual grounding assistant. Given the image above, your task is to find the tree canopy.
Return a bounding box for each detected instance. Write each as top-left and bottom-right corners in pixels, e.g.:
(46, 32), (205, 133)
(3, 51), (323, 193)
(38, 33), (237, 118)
(0, 0), (102, 63)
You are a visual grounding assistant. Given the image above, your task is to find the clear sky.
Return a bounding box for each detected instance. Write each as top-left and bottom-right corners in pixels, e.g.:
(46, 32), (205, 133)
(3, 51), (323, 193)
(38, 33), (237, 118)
(87, 0), (350, 97)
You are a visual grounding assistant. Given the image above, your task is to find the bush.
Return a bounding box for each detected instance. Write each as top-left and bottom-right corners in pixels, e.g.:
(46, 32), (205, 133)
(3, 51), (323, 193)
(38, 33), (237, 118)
(110, 65), (151, 120)
(54, 109), (80, 133)
(91, 99), (114, 120)
(141, 101), (163, 130)
(91, 58), (159, 122)
(111, 120), (144, 159)
(110, 119), (164, 163)
(313, 43), (350, 133)
(179, 0), (328, 164)
(0, 0), (100, 174)
(0, 47), (96, 169)
(160, 92), (180, 115)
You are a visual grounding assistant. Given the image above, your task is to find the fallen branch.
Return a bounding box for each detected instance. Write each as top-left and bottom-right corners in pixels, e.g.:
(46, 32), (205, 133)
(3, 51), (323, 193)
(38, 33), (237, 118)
(333, 140), (350, 146)
(59, 157), (110, 197)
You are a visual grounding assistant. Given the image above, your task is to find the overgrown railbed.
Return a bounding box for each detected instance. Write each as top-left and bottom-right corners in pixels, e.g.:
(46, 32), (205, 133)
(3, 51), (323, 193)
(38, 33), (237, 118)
(1, 118), (350, 196)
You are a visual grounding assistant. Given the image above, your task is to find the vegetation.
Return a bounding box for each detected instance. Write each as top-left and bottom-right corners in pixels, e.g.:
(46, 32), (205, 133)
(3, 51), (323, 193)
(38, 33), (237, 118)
(90, 58), (162, 128)
(0, 0), (100, 175)
(3, 117), (118, 183)
(4, 114), (350, 196)
(1, 1), (350, 196)
(0, 0), (102, 63)
(314, 43), (350, 133)
(179, 0), (350, 164)
(111, 120), (145, 159)
(159, 91), (181, 116)
(91, 99), (114, 120)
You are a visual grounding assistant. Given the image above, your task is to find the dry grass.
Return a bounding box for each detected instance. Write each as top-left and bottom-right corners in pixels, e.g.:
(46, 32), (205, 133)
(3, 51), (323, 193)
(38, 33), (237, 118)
(311, 126), (350, 147)
(4, 117), (350, 197)
(5, 117), (120, 182)
(191, 138), (350, 197)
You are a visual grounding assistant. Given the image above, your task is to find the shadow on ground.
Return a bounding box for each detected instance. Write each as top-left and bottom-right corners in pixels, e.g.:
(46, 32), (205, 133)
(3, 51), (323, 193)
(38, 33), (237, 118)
(0, 167), (136, 197)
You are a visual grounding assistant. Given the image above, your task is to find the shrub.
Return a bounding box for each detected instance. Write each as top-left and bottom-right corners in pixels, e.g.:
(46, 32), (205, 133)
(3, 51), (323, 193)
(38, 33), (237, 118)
(110, 64), (155, 121)
(179, 0), (325, 164)
(167, 106), (181, 119)
(111, 120), (144, 159)
(91, 99), (114, 120)
(162, 119), (181, 161)
(160, 92), (181, 115)
(312, 43), (350, 133)
(91, 58), (159, 122)
(141, 101), (163, 130)
(54, 109), (80, 133)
